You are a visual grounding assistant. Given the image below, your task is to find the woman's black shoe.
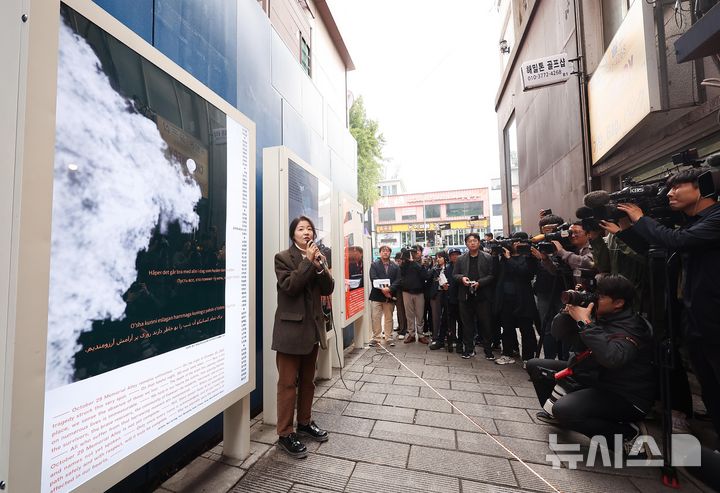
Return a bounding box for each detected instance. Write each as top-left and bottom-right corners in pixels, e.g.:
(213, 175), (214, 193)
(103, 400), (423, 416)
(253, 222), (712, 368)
(277, 433), (308, 458)
(297, 421), (329, 442)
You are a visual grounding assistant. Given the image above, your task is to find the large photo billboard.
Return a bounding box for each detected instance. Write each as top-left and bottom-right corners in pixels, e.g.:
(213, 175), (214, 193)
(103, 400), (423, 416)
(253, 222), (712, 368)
(42, 6), (251, 493)
(342, 197), (365, 322)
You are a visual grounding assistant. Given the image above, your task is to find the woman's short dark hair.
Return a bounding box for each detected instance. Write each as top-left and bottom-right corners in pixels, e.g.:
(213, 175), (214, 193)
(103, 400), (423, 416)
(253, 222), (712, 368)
(436, 250), (448, 261)
(596, 275), (635, 308)
(289, 215), (317, 241)
(379, 245), (392, 253)
(464, 232), (481, 243)
(511, 231), (529, 240)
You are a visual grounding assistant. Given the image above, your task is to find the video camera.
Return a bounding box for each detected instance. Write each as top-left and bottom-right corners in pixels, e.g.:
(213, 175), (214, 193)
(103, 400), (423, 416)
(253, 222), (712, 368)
(530, 223), (572, 254)
(483, 237), (532, 256)
(579, 149), (720, 229)
(400, 247), (413, 262)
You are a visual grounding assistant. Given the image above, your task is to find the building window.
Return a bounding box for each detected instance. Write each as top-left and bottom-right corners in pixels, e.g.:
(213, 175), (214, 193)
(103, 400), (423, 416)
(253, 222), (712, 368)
(491, 178), (501, 190)
(446, 201), (483, 217)
(424, 204), (441, 218)
(379, 208), (395, 221)
(504, 114), (521, 233)
(391, 185), (397, 194)
(400, 231), (412, 247)
(300, 36), (311, 76)
(401, 214), (417, 221)
(492, 204), (503, 216)
(602, 0), (633, 50)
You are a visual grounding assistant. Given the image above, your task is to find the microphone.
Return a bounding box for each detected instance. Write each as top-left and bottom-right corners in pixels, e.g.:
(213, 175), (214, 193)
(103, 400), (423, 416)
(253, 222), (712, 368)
(583, 190), (611, 209)
(307, 240), (329, 272)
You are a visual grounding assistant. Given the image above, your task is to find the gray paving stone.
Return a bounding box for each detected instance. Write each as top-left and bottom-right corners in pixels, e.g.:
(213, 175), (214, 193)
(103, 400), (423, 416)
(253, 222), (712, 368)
(629, 476), (709, 493)
(359, 372), (396, 384)
(289, 484), (340, 493)
(161, 457), (246, 492)
(345, 462), (460, 493)
(370, 420), (456, 449)
(312, 397), (349, 415)
(230, 471), (293, 493)
(419, 366), (451, 379)
(371, 367), (412, 377)
(457, 431), (555, 465)
(451, 366), (505, 378)
(415, 410), (498, 434)
(322, 388), (387, 404)
(408, 445), (516, 486)
(451, 380), (516, 396)
(217, 441), (270, 469)
(513, 385), (538, 397)
(360, 382), (420, 396)
(312, 411), (375, 437)
(452, 401), (533, 423)
(511, 460), (638, 493)
(343, 401), (415, 423)
(444, 372), (481, 383)
(394, 375), (450, 388)
(484, 393), (539, 409)
(461, 480), (537, 493)
(317, 433), (410, 468)
(419, 386), (487, 405)
(495, 419), (562, 443)
(251, 448), (354, 491)
(384, 394), (453, 412)
(252, 422), (280, 444)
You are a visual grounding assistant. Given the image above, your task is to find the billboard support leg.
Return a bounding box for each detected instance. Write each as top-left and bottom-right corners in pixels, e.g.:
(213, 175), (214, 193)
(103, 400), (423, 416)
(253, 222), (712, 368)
(222, 395), (250, 460)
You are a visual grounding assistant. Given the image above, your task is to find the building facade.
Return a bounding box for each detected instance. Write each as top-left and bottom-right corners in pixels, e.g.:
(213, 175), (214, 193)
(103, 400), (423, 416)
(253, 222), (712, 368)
(494, 0), (720, 234)
(371, 188), (490, 257)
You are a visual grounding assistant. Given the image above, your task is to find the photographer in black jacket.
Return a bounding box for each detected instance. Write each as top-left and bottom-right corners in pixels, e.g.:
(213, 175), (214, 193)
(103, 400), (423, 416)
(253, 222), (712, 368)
(494, 232), (539, 367)
(526, 275), (654, 452)
(618, 167), (720, 447)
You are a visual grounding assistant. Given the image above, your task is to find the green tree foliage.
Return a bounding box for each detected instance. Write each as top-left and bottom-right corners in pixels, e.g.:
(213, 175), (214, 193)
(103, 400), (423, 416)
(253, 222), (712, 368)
(349, 96), (384, 211)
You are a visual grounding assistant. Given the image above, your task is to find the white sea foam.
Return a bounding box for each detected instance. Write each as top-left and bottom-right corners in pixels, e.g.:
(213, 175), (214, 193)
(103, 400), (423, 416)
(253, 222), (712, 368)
(46, 24), (201, 390)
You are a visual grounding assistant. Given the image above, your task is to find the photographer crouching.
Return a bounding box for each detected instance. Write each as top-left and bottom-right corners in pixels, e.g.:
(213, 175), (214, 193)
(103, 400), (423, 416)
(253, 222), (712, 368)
(525, 275), (655, 453)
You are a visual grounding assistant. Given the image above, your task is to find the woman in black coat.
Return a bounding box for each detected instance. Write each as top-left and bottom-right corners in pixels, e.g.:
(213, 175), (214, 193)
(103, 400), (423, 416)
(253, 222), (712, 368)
(272, 216), (334, 458)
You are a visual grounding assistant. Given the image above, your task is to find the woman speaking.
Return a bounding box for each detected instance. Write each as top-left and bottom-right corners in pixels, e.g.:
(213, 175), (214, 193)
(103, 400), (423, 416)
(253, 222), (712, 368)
(272, 215), (334, 458)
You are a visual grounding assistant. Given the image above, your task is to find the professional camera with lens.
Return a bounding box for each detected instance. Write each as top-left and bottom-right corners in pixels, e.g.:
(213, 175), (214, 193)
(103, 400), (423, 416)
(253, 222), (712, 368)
(485, 237), (532, 256)
(560, 289), (598, 307)
(400, 247), (413, 261)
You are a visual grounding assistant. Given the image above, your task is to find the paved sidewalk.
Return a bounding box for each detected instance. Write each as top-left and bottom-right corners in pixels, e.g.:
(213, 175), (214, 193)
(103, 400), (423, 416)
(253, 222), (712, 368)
(155, 343), (713, 493)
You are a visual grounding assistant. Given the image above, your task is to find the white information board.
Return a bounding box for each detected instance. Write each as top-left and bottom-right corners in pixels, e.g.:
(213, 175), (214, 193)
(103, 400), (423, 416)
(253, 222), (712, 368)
(2, 1), (256, 491)
(520, 53), (572, 91)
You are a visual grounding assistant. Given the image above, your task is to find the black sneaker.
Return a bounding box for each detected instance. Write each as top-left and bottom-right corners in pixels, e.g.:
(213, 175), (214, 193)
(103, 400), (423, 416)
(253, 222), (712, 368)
(461, 351), (476, 359)
(536, 410), (557, 424)
(297, 421), (329, 442)
(447, 342), (454, 353)
(429, 341), (444, 350)
(484, 352), (496, 361)
(277, 433), (308, 458)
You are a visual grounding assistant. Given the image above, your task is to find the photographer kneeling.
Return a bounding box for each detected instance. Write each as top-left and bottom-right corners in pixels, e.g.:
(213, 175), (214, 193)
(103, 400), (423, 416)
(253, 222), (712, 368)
(525, 275), (655, 452)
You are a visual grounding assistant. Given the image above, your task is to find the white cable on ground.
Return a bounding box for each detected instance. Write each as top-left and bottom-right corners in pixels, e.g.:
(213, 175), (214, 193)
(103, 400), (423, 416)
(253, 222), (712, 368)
(373, 344), (563, 493)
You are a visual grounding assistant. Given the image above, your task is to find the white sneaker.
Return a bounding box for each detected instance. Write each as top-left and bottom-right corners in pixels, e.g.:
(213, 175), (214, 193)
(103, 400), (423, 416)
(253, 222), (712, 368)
(495, 355), (516, 365)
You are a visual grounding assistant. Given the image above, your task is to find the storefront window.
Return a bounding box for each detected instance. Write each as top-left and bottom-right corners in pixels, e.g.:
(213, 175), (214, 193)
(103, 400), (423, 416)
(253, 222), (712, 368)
(504, 114), (521, 233)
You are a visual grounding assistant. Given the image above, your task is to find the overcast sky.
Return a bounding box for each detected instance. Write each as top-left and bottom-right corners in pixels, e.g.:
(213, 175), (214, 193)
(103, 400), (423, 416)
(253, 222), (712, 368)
(328, 0), (503, 194)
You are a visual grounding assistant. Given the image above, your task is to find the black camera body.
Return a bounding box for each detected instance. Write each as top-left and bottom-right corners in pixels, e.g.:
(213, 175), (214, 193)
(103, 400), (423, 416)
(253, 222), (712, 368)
(484, 237), (531, 256)
(560, 289), (598, 307)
